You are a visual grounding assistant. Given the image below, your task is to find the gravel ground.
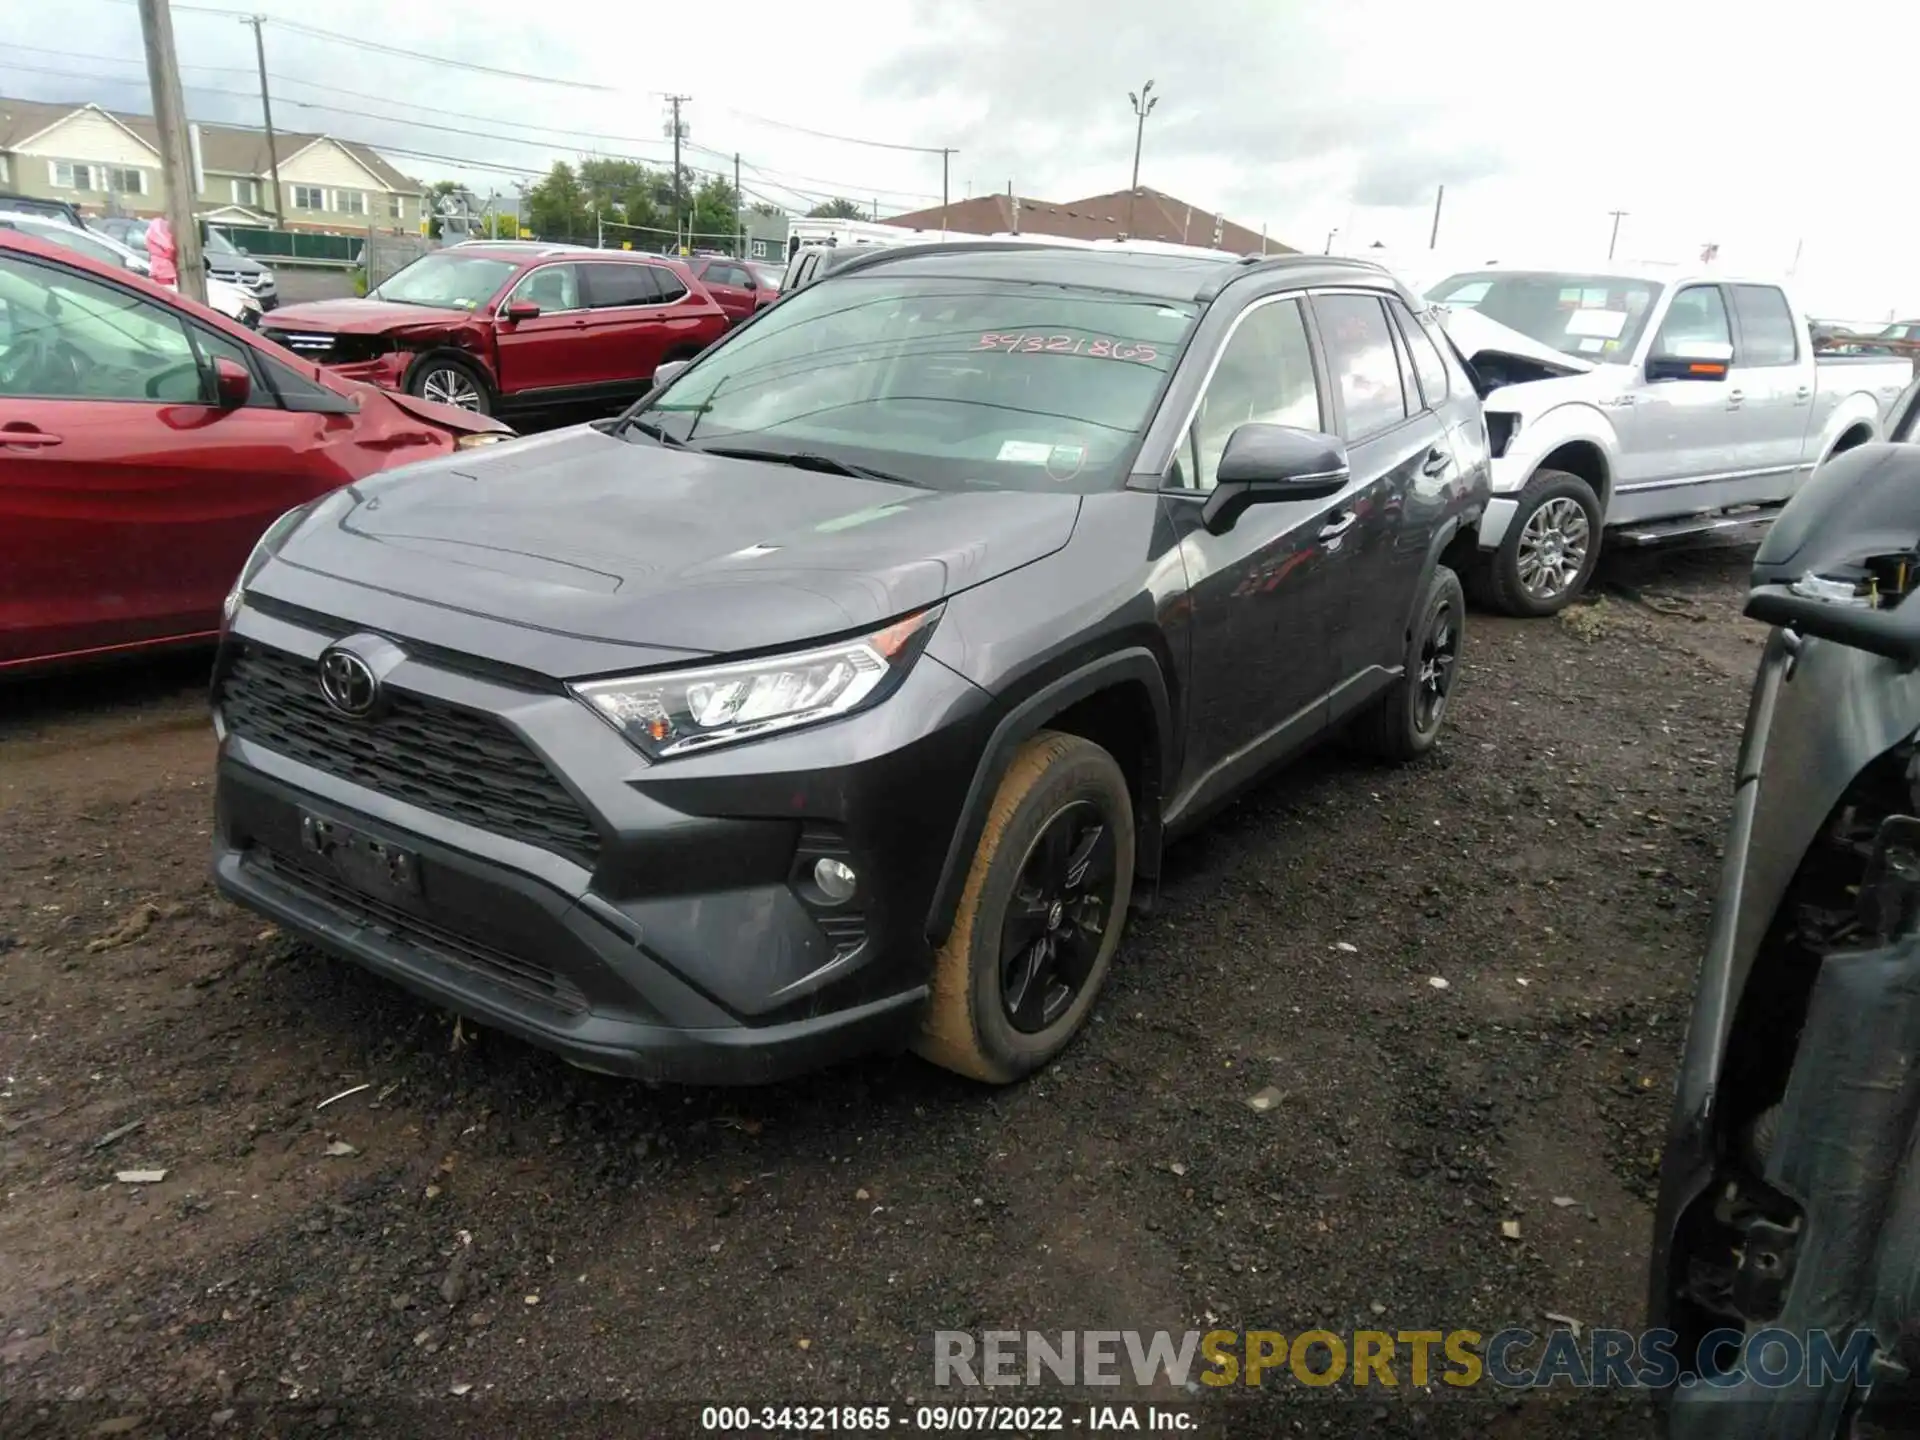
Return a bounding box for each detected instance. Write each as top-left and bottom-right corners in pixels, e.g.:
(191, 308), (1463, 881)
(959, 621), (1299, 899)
(0, 542), (1767, 1438)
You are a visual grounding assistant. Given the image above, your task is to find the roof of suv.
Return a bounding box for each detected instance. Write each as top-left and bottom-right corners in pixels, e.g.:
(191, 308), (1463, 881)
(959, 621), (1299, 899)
(822, 241), (1403, 304)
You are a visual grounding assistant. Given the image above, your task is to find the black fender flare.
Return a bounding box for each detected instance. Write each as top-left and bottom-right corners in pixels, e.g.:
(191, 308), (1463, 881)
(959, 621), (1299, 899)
(1398, 511), (1475, 649)
(924, 648), (1174, 945)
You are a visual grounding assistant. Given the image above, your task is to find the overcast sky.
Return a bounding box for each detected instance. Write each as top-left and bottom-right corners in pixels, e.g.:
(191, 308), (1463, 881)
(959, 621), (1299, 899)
(9, 0), (1919, 314)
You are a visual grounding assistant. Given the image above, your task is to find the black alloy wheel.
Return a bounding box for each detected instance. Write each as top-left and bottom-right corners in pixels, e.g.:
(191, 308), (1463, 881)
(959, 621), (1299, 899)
(998, 801), (1117, 1033)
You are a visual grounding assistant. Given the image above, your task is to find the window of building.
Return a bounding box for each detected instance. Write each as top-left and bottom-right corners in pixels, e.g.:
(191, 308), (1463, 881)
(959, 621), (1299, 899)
(49, 161), (97, 191)
(335, 190), (367, 217)
(105, 167), (145, 195)
(291, 185), (326, 211)
(230, 178), (260, 207)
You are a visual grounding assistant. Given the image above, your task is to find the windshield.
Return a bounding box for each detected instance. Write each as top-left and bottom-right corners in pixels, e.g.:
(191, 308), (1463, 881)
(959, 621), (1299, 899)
(629, 272), (1199, 491)
(369, 252), (518, 310)
(1426, 271), (1664, 361)
(203, 230), (240, 256)
(750, 262), (785, 289)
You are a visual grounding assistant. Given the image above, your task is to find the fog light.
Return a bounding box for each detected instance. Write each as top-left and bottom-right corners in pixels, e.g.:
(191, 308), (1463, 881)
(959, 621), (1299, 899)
(813, 857), (857, 903)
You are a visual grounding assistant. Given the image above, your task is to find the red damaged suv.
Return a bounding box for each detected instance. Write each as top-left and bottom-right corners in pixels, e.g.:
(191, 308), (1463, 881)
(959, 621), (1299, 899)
(261, 243), (730, 421)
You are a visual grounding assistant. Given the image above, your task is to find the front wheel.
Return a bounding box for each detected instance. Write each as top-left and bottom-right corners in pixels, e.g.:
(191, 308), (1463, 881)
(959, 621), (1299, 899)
(407, 356), (492, 415)
(1479, 468), (1603, 617)
(913, 732), (1135, 1084)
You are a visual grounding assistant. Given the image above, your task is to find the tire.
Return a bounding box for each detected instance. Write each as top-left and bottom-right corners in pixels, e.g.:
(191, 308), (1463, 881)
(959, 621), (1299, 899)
(913, 732), (1136, 1084)
(1479, 468), (1603, 617)
(1351, 565), (1465, 762)
(407, 355), (492, 416)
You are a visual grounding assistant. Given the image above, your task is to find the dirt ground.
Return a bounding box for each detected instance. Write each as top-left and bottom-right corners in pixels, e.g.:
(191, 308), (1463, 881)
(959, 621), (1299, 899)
(0, 543), (1766, 1438)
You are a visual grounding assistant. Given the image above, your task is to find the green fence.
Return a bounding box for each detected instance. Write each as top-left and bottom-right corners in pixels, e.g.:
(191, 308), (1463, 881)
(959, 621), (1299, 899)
(216, 226), (363, 266)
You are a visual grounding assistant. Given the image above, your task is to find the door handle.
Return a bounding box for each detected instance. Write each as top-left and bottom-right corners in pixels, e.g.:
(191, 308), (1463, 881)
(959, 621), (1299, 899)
(1421, 446), (1450, 477)
(1317, 510), (1358, 541)
(1794, 385), (1812, 401)
(1726, 389), (1744, 409)
(0, 426), (62, 448)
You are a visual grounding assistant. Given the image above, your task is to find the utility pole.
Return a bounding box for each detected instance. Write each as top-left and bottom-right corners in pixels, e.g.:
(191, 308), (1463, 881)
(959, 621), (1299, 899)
(139, 0), (206, 304)
(940, 148), (953, 234)
(663, 94), (690, 254)
(1126, 80), (1158, 239)
(734, 152), (742, 257)
(242, 16), (284, 226)
(1324, 228), (1338, 256)
(1429, 184), (1444, 249)
(1607, 209), (1628, 261)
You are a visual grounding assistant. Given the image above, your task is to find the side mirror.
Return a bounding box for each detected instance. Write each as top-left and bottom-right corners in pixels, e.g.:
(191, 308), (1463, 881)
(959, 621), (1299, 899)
(652, 359), (690, 388)
(212, 356), (252, 409)
(1198, 424), (1351, 535)
(504, 300), (541, 322)
(1646, 340), (1733, 382)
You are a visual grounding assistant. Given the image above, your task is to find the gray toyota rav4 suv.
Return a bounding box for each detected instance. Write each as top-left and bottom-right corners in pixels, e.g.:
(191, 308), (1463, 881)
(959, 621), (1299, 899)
(211, 244), (1492, 1086)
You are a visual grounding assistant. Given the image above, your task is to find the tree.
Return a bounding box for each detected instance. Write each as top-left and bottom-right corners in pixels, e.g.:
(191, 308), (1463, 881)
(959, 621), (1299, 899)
(689, 176), (742, 247)
(807, 198), (866, 220)
(524, 161), (589, 240)
(750, 201), (785, 219)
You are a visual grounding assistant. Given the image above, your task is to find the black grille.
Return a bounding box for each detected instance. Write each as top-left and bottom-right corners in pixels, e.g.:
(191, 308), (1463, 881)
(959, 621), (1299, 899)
(254, 848), (588, 1016)
(218, 644), (601, 868)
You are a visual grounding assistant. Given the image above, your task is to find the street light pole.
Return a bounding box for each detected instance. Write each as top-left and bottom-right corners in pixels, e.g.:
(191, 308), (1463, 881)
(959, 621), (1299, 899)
(1125, 80), (1158, 239)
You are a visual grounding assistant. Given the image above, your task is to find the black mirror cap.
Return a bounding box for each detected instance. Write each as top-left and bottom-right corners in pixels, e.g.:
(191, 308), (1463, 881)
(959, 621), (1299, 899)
(1214, 422), (1349, 490)
(1200, 424), (1350, 535)
(1752, 443), (1916, 589)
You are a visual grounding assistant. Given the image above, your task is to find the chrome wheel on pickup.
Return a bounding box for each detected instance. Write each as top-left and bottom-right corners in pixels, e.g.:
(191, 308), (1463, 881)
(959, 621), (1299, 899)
(1479, 469), (1604, 618)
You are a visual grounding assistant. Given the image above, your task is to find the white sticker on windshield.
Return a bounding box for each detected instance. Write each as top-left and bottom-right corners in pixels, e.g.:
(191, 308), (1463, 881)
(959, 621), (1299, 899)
(997, 440), (1054, 464)
(1577, 337), (1606, 353)
(1565, 309), (1627, 339)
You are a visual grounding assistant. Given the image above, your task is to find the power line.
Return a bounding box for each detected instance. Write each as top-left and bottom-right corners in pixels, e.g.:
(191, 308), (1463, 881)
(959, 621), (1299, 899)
(95, 0), (616, 89)
(717, 104), (952, 156)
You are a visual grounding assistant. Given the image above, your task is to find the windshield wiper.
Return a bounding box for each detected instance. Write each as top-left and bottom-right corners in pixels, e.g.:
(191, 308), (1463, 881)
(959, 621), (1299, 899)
(696, 445), (925, 487)
(615, 417), (684, 447)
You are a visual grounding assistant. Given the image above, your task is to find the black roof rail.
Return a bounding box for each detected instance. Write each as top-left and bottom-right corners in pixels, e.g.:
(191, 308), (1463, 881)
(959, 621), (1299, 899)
(1194, 252), (1397, 301)
(820, 238), (1097, 280)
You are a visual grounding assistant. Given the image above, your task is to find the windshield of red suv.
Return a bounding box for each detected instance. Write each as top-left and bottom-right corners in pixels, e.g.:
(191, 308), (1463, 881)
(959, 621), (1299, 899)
(629, 272), (1198, 492)
(369, 253), (518, 310)
(1427, 270), (1664, 362)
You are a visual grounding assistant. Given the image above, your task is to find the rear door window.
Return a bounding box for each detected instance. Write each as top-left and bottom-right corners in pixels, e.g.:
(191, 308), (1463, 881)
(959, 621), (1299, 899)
(1312, 292), (1411, 441)
(653, 268), (690, 303)
(583, 262), (664, 309)
(1390, 299), (1451, 406)
(1729, 284), (1800, 367)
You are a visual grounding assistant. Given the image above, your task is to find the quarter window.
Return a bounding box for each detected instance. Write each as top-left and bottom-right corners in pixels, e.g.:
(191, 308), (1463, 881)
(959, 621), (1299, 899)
(1180, 298), (1322, 492)
(1314, 293), (1410, 441)
(1730, 284), (1799, 367)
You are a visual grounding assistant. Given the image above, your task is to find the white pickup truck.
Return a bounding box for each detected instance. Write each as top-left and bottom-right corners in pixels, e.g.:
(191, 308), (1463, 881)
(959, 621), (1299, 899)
(1424, 266), (1914, 615)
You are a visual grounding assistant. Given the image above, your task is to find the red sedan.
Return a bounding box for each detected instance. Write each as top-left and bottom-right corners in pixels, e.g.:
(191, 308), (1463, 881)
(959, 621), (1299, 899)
(0, 230), (512, 675)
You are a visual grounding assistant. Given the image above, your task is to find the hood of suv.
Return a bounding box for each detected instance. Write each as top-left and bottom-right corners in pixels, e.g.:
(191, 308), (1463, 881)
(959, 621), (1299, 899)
(264, 298), (476, 336)
(272, 425), (1080, 660)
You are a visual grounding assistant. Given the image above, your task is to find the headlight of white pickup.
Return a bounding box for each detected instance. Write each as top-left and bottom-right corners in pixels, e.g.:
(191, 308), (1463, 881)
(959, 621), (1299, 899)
(572, 606), (942, 759)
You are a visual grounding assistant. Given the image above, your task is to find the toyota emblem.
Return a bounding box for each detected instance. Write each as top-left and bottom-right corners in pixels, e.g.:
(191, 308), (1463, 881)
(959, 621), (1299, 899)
(317, 647), (379, 718)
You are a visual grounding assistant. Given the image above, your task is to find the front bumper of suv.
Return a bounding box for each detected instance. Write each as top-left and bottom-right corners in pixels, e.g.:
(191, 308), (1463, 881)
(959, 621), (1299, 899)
(210, 600), (991, 1084)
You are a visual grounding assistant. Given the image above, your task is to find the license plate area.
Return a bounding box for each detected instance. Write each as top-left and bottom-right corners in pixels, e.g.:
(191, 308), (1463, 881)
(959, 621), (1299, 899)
(299, 811), (422, 899)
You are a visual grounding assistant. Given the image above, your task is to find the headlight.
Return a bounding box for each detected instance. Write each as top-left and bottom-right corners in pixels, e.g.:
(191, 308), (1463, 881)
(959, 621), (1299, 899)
(454, 432), (509, 450)
(573, 606), (942, 758)
(223, 502), (315, 626)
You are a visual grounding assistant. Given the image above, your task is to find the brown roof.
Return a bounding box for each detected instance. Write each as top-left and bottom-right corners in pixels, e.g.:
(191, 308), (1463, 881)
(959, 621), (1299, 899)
(0, 98), (420, 193)
(881, 184), (1293, 254)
